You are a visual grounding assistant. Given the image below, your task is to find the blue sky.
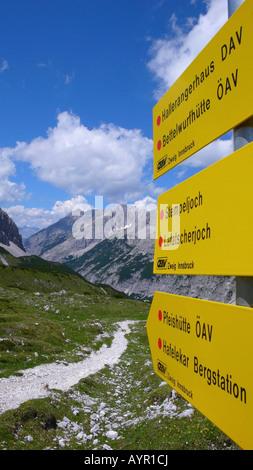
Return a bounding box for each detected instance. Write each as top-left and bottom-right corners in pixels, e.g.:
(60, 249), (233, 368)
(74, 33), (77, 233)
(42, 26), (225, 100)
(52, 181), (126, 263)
(0, 0), (233, 229)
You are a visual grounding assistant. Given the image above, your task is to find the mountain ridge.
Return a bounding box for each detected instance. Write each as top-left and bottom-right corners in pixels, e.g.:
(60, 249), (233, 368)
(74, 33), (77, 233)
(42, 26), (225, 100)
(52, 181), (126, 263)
(23, 208), (236, 304)
(66, 235), (236, 303)
(0, 208), (25, 252)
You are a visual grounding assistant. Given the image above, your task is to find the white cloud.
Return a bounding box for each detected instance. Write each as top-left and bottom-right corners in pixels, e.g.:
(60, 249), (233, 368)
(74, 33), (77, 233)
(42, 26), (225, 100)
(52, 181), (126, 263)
(37, 61), (51, 68)
(130, 196), (157, 211)
(147, 0), (232, 171)
(52, 195), (91, 218)
(5, 195), (92, 230)
(5, 205), (51, 230)
(0, 59), (9, 73)
(0, 149), (26, 204)
(147, 0), (228, 99)
(0, 180), (26, 205)
(64, 72), (75, 84)
(4, 111), (153, 203)
(176, 135), (233, 178)
(5, 194), (158, 231)
(183, 136), (233, 168)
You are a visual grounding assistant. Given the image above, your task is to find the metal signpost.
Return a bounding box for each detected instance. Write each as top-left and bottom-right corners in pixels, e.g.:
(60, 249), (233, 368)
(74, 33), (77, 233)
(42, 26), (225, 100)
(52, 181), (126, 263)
(147, 0), (253, 449)
(228, 0), (253, 309)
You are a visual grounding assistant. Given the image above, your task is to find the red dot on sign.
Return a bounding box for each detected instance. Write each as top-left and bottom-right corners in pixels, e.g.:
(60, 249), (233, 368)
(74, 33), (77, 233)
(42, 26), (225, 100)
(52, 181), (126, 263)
(158, 338), (162, 349)
(160, 210), (164, 220)
(158, 310), (162, 321)
(159, 236), (163, 247)
(157, 140), (161, 151)
(157, 116), (161, 126)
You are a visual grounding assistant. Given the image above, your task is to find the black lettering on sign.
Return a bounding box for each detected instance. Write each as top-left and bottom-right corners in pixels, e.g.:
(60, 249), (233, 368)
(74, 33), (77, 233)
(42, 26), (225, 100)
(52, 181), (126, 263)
(157, 359), (167, 375)
(221, 25), (242, 61)
(157, 257), (167, 269)
(217, 69), (238, 100)
(157, 155), (167, 171)
(195, 316), (213, 342)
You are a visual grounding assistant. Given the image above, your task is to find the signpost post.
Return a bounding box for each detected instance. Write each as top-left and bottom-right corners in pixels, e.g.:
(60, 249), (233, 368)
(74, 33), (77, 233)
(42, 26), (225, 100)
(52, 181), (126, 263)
(228, 0), (253, 309)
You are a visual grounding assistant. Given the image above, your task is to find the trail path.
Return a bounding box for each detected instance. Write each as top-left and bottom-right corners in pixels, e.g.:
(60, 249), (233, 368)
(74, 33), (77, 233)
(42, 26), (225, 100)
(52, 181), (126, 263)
(0, 320), (135, 415)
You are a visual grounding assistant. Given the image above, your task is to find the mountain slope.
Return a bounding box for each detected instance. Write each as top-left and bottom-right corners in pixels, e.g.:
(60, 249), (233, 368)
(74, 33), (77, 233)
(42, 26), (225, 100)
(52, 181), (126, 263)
(0, 246), (146, 384)
(0, 208), (25, 252)
(67, 236), (236, 304)
(23, 210), (111, 263)
(24, 208), (236, 304)
(23, 204), (156, 263)
(0, 246), (119, 297)
(23, 213), (84, 260)
(19, 226), (40, 239)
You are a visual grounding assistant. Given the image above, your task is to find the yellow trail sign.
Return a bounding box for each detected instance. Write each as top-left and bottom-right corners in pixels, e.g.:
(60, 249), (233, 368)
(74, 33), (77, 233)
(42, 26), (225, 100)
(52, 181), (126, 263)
(153, 0), (253, 179)
(153, 141), (253, 276)
(146, 292), (253, 449)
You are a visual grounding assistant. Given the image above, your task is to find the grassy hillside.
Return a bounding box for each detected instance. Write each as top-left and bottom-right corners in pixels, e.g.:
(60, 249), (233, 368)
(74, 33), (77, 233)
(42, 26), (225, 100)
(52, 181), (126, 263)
(0, 249), (236, 450)
(0, 248), (137, 378)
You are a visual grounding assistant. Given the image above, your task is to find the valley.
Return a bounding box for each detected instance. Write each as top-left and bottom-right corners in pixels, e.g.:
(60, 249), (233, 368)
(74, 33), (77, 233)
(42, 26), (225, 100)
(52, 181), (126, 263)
(0, 209), (236, 450)
(23, 208), (236, 303)
(0, 247), (236, 450)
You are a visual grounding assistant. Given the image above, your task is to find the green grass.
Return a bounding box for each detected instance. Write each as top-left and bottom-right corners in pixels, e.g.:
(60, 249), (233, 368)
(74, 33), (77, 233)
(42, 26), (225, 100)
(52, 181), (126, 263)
(0, 316), (235, 451)
(0, 285), (143, 377)
(0, 256), (237, 451)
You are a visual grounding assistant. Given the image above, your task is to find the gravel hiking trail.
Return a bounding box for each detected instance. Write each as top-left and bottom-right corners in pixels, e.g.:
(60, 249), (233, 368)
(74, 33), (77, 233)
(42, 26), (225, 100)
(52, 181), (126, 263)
(0, 320), (136, 415)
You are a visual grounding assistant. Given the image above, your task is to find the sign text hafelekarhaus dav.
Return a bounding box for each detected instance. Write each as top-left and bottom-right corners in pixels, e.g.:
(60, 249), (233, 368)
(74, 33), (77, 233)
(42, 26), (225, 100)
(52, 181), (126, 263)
(154, 16), (248, 177)
(161, 26), (242, 144)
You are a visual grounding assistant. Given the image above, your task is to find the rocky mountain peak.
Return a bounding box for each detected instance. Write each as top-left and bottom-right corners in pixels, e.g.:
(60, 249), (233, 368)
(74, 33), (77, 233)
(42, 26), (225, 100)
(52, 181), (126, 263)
(0, 208), (25, 252)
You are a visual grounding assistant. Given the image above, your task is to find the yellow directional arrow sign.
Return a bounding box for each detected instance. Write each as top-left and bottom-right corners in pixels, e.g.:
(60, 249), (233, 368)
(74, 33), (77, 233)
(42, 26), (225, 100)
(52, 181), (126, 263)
(146, 292), (253, 449)
(153, 0), (253, 179)
(153, 141), (253, 276)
